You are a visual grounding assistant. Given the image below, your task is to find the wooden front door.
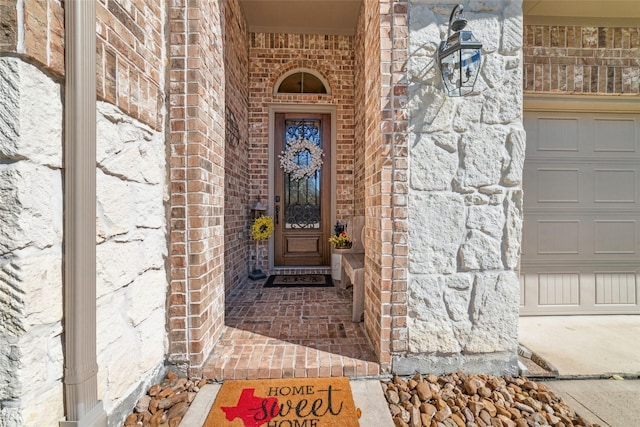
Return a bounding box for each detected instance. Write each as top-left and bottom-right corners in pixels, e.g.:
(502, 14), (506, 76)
(274, 113), (331, 266)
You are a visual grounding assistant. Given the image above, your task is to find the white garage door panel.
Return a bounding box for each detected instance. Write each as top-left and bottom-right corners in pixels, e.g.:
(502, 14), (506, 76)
(521, 270), (640, 315)
(594, 169), (637, 203)
(525, 162), (640, 207)
(522, 214), (639, 259)
(521, 111), (640, 315)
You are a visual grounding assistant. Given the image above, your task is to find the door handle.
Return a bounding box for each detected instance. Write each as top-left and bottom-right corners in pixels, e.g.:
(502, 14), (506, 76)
(275, 205), (280, 225)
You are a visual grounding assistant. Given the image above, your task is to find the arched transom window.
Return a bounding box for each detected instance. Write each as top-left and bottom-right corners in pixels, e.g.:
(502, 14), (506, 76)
(274, 69), (330, 95)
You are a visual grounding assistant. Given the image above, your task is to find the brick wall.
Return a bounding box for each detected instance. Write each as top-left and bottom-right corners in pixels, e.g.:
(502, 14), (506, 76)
(0, 0), (164, 130)
(0, 0), (64, 73)
(353, 13), (369, 219)
(356, 0), (383, 366)
(248, 32), (355, 243)
(167, 0), (226, 372)
(97, 0), (165, 130)
(385, 0), (409, 366)
(223, 0), (250, 291)
(356, 0), (408, 372)
(524, 25), (640, 94)
(0, 0), (18, 52)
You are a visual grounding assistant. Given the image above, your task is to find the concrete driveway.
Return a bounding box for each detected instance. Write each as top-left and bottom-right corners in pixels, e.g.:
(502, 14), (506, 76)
(519, 315), (640, 377)
(519, 315), (640, 427)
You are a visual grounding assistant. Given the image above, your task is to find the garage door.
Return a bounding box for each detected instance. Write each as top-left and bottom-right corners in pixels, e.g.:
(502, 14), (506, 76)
(520, 111), (640, 315)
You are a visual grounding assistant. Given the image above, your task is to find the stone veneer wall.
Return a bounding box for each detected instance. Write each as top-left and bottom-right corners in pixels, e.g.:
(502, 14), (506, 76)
(0, 58), (65, 427)
(0, 1), (169, 426)
(247, 32), (356, 271)
(400, 1), (524, 375)
(524, 25), (640, 94)
(223, 0), (251, 291)
(0, 62), (168, 427)
(167, 0), (226, 372)
(95, 101), (167, 426)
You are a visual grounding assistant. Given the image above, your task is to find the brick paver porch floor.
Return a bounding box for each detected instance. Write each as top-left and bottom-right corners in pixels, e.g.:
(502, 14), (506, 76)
(202, 275), (380, 380)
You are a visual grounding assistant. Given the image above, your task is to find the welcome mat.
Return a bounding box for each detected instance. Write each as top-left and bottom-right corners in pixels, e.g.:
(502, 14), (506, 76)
(264, 274), (333, 288)
(206, 377), (360, 427)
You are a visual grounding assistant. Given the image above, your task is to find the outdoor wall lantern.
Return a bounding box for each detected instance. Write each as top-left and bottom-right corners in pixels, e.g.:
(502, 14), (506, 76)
(437, 4), (482, 97)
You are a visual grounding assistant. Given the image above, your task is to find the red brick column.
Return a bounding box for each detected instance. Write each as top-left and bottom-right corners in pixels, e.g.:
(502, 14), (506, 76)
(222, 0), (250, 291)
(168, 0), (226, 373)
(355, 0), (409, 372)
(384, 0), (409, 369)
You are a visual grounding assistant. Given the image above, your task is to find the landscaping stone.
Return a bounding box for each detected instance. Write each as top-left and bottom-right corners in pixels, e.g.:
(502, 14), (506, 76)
(382, 373), (600, 427)
(121, 372), (207, 427)
(121, 371), (601, 427)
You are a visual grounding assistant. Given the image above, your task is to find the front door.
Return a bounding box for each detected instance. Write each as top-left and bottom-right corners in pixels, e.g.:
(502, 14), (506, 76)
(274, 113), (331, 266)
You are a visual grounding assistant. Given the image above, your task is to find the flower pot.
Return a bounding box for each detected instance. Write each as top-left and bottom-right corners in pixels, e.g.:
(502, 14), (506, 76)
(331, 253), (342, 280)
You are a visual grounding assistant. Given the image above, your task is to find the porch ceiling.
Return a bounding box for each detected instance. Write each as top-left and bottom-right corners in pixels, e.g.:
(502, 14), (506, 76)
(239, 1), (640, 36)
(524, 0), (640, 25)
(238, 0), (362, 35)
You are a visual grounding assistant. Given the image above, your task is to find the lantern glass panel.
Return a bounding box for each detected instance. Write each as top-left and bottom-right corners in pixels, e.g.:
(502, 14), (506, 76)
(438, 28), (482, 96)
(439, 50), (459, 94)
(458, 48), (481, 95)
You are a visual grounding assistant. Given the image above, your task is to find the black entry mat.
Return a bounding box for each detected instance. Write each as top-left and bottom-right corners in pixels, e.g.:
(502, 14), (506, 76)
(263, 274), (334, 288)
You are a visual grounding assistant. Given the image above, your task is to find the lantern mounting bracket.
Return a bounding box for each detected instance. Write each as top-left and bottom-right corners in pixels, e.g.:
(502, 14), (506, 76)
(447, 4), (467, 35)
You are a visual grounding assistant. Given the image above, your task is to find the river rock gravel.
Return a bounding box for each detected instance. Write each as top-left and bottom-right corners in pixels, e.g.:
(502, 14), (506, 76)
(122, 371), (207, 427)
(122, 371), (599, 427)
(381, 372), (600, 427)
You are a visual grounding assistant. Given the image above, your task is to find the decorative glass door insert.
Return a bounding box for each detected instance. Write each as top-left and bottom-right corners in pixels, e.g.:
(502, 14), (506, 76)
(284, 119), (321, 229)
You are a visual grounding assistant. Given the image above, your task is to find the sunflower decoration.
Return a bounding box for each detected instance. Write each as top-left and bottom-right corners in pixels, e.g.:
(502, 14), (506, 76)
(251, 215), (274, 241)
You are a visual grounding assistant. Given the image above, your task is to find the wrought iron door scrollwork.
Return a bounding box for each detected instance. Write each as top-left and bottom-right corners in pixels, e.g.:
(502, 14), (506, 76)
(285, 204), (321, 229)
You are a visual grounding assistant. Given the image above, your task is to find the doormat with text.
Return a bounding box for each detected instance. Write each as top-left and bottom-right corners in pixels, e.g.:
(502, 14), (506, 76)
(206, 377), (360, 427)
(263, 274), (333, 288)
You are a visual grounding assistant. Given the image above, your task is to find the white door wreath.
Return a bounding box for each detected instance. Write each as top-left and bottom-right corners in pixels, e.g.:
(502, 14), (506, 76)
(278, 137), (324, 180)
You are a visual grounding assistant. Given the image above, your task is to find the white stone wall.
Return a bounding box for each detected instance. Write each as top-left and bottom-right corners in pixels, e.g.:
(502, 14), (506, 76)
(0, 57), (65, 427)
(95, 101), (168, 425)
(401, 1), (524, 375)
(0, 57), (168, 426)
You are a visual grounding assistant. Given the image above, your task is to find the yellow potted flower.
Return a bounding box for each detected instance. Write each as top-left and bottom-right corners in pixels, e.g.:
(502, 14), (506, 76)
(250, 215), (273, 280)
(329, 230), (353, 250)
